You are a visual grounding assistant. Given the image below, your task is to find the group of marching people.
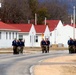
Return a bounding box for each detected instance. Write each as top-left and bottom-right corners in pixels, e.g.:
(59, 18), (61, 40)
(68, 38), (76, 53)
(12, 38), (25, 54)
(41, 38), (50, 53)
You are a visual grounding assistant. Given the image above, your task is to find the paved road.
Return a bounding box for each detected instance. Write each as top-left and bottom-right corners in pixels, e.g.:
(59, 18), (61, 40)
(0, 50), (69, 75)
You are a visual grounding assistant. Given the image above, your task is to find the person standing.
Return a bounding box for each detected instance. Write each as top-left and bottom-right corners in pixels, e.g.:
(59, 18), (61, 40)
(40, 38), (46, 53)
(20, 39), (25, 54)
(16, 39), (21, 54)
(68, 38), (74, 53)
(73, 39), (76, 53)
(12, 38), (18, 54)
(45, 38), (50, 53)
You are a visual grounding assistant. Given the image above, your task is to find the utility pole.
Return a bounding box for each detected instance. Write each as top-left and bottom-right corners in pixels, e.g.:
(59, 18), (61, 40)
(0, 0), (1, 7)
(71, 15), (73, 25)
(73, 6), (75, 39)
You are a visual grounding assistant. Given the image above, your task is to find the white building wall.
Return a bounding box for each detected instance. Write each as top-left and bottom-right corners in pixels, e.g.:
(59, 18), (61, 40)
(34, 34), (42, 47)
(50, 20), (64, 45)
(50, 31), (55, 44)
(50, 25), (75, 47)
(19, 24), (36, 47)
(29, 24), (36, 47)
(18, 33), (30, 47)
(56, 25), (74, 47)
(0, 31), (19, 48)
(35, 26), (50, 47)
(44, 26), (50, 39)
(29, 24), (36, 35)
(56, 20), (63, 29)
(23, 34), (30, 47)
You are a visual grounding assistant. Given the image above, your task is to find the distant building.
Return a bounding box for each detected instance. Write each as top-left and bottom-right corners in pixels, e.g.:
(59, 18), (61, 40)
(11, 24), (50, 47)
(0, 21), (20, 48)
(57, 24), (75, 47)
(10, 24), (36, 47)
(34, 25), (50, 47)
(46, 20), (63, 45)
(0, 20), (75, 48)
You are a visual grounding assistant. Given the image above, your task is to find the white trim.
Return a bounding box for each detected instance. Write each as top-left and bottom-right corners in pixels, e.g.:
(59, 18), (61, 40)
(36, 33), (44, 34)
(19, 32), (29, 34)
(0, 29), (20, 31)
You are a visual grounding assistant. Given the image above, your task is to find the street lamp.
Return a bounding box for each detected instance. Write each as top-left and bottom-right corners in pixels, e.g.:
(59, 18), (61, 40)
(73, 6), (75, 39)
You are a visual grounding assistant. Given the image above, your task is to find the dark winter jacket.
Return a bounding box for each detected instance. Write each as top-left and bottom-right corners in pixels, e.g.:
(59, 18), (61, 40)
(68, 40), (74, 45)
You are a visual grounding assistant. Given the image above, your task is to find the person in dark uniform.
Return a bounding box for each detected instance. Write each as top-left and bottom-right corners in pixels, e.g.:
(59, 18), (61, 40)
(68, 38), (74, 53)
(45, 38), (50, 53)
(12, 38), (18, 54)
(16, 39), (21, 54)
(73, 39), (76, 53)
(19, 39), (25, 54)
(40, 38), (46, 53)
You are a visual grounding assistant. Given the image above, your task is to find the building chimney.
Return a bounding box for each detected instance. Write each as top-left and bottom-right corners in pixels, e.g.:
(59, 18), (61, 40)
(35, 13), (37, 25)
(28, 20), (30, 24)
(45, 17), (47, 25)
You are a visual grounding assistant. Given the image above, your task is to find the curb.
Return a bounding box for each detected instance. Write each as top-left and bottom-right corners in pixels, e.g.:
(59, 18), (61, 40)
(30, 65), (35, 75)
(30, 59), (44, 75)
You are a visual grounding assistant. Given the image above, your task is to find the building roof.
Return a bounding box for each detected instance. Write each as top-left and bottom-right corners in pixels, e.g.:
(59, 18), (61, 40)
(64, 24), (76, 28)
(46, 20), (60, 31)
(34, 25), (46, 33)
(0, 21), (19, 31)
(10, 24), (32, 32)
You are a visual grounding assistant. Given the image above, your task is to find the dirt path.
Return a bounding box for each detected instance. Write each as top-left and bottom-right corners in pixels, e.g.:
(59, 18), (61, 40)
(34, 54), (76, 75)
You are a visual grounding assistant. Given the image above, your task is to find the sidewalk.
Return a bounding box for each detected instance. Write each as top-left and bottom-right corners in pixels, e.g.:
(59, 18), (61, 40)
(0, 47), (68, 54)
(0, 47), (41, 54)
(34, 54), (76, 75)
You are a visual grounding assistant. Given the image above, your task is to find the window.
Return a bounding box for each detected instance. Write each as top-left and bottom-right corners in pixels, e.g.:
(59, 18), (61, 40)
(9, 32), (11, 39)
(35, 36), (38, 42)
(6, 32), (8, 39)
(0, 32), (1, 39)
(13, 32), (14, 39)
(16, 32), (17, 38)
(30, 36), (31, 42)
(50, 33), (52, 36)
(19, 35), (23, 40)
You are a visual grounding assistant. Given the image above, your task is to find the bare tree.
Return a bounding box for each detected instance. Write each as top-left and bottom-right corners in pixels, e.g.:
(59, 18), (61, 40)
(39, 0), (69, 24)
(0, 0), (70, 24)
(1, 0), (31, 23)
